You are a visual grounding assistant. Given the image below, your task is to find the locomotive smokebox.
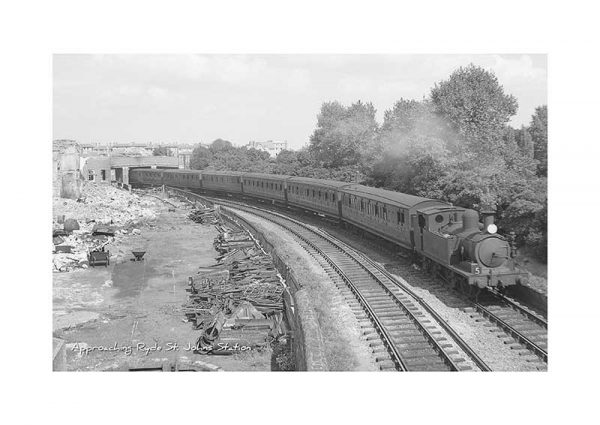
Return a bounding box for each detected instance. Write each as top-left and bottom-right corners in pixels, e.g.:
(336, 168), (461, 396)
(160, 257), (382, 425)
(462, 209), (479, 231)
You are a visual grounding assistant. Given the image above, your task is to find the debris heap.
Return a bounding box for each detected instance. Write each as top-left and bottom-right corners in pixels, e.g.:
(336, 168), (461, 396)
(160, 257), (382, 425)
(52, 182), (156, 272)
(183, 222), (285, 354)
(188, 207), (219, 224)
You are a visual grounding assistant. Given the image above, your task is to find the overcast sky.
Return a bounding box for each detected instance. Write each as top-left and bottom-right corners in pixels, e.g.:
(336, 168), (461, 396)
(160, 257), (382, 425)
(53, 54), (547, 149)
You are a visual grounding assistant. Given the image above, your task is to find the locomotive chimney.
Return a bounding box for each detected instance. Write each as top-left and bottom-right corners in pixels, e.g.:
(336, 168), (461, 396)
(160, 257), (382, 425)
(481, 205), (497, 234)
(462, 209), (479, 231)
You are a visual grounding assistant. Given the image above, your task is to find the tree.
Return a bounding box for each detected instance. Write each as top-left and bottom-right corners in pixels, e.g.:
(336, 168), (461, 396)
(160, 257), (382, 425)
(309, 100), (378, 169)
(430, 64), (518, 157)
(529, 105), (547, 176)
(515, 126), (534, 159)
(369, 99), (451, 196)
(190, 145), (212, 170)
(153, 145), (172, 156)
(210, 138), (233, 151)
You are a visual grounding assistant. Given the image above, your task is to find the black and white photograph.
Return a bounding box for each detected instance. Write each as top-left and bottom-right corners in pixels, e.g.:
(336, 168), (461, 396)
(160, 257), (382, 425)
(52, 54), (548, 372)
(4, 1), (598, 423)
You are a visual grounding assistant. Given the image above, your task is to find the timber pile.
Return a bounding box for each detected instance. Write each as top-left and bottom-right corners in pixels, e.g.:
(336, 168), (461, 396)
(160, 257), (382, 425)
(188, 207), (219, 224)
(183, 223), (285, 353)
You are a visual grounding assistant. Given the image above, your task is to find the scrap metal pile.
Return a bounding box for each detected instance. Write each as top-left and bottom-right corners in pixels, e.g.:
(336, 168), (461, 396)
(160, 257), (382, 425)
(183, 221), (285, 354)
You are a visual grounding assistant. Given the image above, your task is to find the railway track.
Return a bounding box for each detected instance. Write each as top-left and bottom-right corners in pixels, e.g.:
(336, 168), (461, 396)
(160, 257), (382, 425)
(165, 187), (492, 371)
(474, 290), (548, 363)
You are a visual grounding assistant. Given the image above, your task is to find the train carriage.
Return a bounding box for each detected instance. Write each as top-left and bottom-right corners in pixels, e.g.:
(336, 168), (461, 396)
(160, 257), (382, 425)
(286, 176), (350, 217)
(201, 170), (243, 194)
(241, 172), (289, 203)
(339, 184), (449, 249)
(129, 168), (164, 186)
(163, 169), (202, 189)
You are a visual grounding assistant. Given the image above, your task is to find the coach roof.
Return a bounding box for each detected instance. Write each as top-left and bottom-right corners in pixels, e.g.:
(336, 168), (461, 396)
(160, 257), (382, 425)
(200, 170), (244, 176)
(341, 184), (447, 209)
(242, 172), (290, 180)
(287, 176), (353, 188)
(163, 169), (200, 174)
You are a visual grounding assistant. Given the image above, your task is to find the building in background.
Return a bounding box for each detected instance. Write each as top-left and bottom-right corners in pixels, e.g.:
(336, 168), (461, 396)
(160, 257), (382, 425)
(246, 140), (288, 157)
(54, 140), (182, 191)
(53, 139), (82, 199)
(80, 156), (112, 183)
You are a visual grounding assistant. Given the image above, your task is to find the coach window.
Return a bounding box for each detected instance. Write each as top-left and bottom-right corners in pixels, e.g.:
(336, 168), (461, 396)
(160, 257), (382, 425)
(397, 210), (405, 225)
(383, 206), (387, 221)
(375, 204), (379, 217)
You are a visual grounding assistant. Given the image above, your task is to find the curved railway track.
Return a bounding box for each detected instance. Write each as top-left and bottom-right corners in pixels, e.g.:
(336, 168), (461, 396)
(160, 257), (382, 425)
(165, 187), (494, 371)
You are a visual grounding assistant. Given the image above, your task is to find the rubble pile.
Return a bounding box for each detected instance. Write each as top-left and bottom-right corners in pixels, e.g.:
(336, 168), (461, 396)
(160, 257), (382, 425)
(52, 182), (156, 272)
(183, 223), (285, 353)
(54, 181), (158, 228)
(188, 207), (219, 224)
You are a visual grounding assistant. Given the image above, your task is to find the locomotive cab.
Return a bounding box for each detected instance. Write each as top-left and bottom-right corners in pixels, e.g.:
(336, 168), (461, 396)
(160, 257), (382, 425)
(412, 206), (465, 265)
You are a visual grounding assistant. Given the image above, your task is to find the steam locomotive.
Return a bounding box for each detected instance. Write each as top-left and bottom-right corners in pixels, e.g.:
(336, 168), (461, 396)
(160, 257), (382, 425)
(130, 168), (527, 292)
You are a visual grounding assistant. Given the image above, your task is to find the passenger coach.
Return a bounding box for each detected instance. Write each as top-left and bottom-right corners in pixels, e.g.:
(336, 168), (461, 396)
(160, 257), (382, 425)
(201, 170), (243, 194)
(242, 173), (289, 203)
(339, 184), (449, 249)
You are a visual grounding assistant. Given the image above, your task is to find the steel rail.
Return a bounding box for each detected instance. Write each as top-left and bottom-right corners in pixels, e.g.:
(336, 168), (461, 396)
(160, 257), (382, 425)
(486, 288), (548, 329)
(473, 302), (548, 362)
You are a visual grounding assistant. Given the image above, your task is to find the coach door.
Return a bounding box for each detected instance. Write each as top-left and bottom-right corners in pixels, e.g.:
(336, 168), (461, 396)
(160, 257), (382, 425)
(411, 214), (425, 251)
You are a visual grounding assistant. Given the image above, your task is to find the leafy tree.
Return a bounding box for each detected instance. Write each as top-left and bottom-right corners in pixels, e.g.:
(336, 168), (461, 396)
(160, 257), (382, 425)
(430, 64), (518, 157)
(190, 145), (212, 169)
(515, 126), (534, 159)
(153, 145), (172, 156)
(210, 138), (234, 151)
(529, 105), (547, 176)
(499, 177), (547, 261)
(369, 99), (451, 196)
(309, 100), (378, 169)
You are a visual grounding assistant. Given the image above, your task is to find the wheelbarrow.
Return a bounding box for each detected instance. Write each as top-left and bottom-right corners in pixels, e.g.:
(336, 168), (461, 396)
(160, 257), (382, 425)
(131, 250), (146, 262)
